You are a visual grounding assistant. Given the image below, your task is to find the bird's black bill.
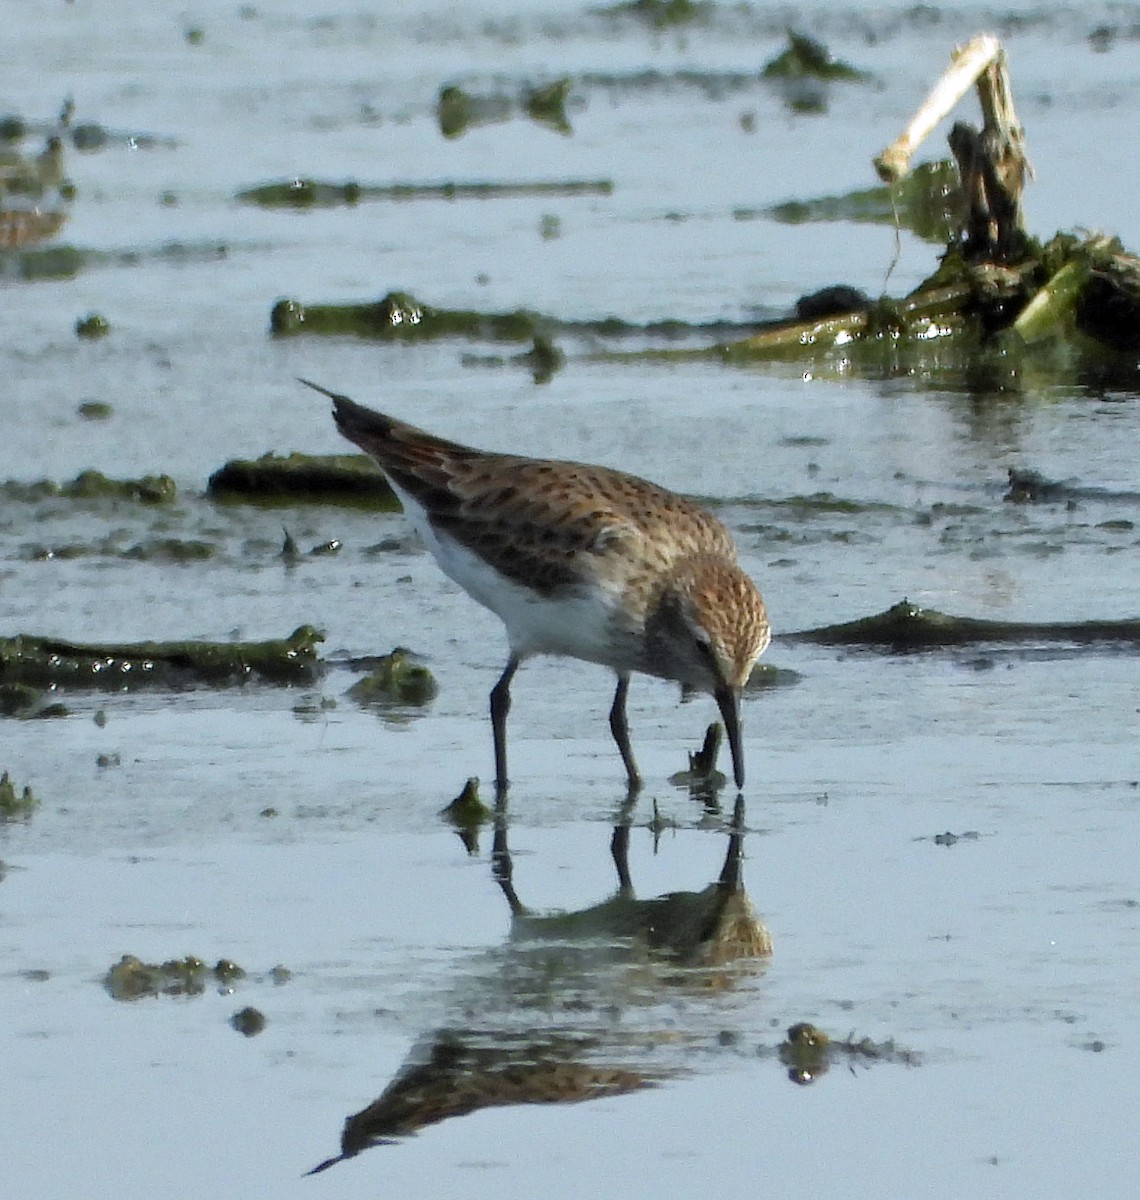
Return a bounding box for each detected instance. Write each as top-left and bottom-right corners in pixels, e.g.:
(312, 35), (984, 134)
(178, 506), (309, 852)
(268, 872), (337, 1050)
(715, 685), (745, 789)
(296, 376), (345, 403)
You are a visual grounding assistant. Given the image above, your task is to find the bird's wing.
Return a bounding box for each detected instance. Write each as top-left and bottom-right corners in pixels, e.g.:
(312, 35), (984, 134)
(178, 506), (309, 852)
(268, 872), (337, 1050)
(430, 458), (734, 597)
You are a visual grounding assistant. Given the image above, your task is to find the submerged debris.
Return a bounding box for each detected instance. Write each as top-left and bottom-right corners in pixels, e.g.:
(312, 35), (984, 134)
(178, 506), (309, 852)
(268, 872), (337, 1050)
(0, 625), (324, 690)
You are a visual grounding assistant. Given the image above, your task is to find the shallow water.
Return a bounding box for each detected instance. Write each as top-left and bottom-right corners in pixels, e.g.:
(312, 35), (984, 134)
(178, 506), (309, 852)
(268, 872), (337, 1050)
(2, 3), (1139, 1198)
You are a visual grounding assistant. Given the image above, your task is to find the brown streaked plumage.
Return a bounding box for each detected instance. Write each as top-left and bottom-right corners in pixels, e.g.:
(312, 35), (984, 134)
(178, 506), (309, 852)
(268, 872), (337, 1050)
(304, 380), (770, 790)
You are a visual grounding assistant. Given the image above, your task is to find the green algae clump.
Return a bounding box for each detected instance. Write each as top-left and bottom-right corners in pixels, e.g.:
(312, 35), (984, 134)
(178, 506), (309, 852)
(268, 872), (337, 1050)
(0, 625), (325, 691)
(75, 312), (110, 339)
(270, 290), (542, 343)
(1, 469), (176, 505)
(440, 777), (491, 827)
(793, 600), (1140, 651)
(347, 649), (438, 709)
(103, 954), (251, 1001)
(0, 771), (37, 821)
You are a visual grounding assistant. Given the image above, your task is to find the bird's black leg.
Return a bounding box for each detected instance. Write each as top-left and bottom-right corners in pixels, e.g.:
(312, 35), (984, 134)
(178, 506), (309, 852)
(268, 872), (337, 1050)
(608, 672), (641, 791)
(490, 655), (520, 794)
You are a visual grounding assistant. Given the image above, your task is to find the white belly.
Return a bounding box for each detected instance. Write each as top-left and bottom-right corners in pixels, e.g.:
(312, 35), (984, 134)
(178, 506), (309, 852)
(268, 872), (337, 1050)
(392, 483), (628, 664)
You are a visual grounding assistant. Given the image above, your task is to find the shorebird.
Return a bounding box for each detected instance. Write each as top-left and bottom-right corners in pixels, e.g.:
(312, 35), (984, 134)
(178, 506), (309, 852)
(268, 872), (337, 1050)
(305, 380), (770, 790)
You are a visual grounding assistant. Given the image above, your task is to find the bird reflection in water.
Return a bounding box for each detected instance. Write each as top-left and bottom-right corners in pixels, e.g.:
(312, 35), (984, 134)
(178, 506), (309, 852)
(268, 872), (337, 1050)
(307, 796), (771, 1174)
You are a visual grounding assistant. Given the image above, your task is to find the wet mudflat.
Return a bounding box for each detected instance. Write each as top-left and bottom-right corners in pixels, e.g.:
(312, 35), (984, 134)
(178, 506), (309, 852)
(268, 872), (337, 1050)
(2, 3), (1139, 1198)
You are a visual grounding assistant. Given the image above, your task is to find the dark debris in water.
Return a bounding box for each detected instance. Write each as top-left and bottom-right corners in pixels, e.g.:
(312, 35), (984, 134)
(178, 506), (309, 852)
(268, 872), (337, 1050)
(0, 625), (324, 691)
(230, 1006), (267, 1037)
(237, 174), (609, 208)
(669, 722), (727, 794)
(791, 600), (1140, 652)
(1003, 467), (1140, 507)
(207, 452), (398, 509)
(929, 830), (983, 847)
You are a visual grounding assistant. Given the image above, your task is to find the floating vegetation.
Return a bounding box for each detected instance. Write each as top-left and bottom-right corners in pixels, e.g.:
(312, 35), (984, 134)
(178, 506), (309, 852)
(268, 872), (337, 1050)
(0, 127), (72, 250)
(602, 0), (711, 30)
(346, 649), (438, 709)
(437, 78), (572, 139)
(270, 288), (757, 343)
(103, 954), (251, 1001)
(0, 771), (37, 821)
(590, 38), (1140, 382)
(764, 1022), (920, 1085)
(793, 600), (1140, 651)
(76, 400), (113, 420)
(237, 175), (610, 208)
(0, 626), (324, 691)
(207, 452), (397, 508)
(75, 311), (109, 339)
(270, 290), (545, 342)
(1, 469), (176, 505)
(761, 32), (873, 113)
(21, 537), (216, 563)
(742, 662), (801, 691)
(440, 778), (492, 854)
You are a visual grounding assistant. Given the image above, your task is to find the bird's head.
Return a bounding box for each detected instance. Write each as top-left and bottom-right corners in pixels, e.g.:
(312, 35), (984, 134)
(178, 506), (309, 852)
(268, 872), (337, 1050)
(645, 555), (770, 788)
